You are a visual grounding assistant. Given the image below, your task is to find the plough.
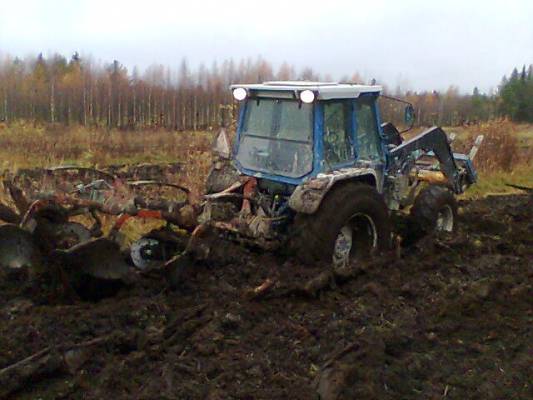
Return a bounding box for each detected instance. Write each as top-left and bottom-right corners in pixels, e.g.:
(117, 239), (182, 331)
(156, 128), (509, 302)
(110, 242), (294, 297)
(0, 165), (197, 299)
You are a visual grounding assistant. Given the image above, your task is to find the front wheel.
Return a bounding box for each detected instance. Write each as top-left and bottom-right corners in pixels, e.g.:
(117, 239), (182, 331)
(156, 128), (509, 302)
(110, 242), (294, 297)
(404, 185), (458, 245)
(290, 183), (391, 266)
(411, 185), (457, 232)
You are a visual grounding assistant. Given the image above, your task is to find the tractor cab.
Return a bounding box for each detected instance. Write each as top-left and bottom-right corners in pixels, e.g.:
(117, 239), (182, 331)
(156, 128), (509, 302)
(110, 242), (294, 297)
(230, 81), (389, 186)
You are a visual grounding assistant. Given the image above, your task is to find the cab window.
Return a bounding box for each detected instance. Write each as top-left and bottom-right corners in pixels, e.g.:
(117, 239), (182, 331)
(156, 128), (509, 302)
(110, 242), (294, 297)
(323, 101), (353, 165)
(355, 97), (383, 161)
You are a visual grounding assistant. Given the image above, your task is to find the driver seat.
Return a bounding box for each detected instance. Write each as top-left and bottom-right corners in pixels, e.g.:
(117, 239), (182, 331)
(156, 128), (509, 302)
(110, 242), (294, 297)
(381, 122), (403, 146)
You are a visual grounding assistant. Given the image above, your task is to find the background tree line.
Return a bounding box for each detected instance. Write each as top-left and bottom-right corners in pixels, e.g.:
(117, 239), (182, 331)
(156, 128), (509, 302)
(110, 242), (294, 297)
(498, 65), (533, 123)
(0, 52), (531, 130)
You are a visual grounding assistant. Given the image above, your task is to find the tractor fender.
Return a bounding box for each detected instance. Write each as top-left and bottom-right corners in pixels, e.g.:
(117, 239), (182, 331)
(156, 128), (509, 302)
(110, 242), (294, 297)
(288, 168), (379, 214)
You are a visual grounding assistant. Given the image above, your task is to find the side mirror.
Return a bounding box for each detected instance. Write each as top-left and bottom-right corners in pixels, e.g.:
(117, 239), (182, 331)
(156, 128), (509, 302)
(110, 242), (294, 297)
(404, 104), (415, 125)
(213, 128), (231, 159)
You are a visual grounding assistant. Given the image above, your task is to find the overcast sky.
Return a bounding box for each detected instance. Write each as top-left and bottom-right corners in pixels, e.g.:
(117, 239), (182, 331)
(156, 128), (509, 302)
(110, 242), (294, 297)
(0, 0), (532, 93)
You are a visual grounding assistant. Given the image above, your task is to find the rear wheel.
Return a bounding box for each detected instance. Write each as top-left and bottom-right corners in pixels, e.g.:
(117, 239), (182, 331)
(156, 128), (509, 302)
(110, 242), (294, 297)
(130, 237), (167, 270)
(291, 183), (391, 266)
(130, 229), (188, 270)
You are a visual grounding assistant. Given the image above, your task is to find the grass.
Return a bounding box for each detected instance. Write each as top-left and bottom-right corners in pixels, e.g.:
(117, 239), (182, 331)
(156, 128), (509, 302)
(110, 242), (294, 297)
(442, 122), (533, 139)
(463, 164), (533, 198)
(0, 121), (214, 167)
(449, 120), (533, 198)
(0, 121), (215, 196)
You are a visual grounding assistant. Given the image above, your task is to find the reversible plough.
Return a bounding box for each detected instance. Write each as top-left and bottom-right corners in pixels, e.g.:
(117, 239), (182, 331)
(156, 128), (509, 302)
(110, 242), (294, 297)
(0, 164), (199, 299)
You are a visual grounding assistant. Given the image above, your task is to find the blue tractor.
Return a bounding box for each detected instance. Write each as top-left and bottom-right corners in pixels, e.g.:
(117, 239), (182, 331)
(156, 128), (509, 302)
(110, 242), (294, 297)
(196, 81), (483, 268)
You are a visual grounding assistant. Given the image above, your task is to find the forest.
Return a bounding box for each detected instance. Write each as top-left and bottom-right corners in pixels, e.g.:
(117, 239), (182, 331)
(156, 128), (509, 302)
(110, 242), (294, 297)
(0, 52), (531, 131)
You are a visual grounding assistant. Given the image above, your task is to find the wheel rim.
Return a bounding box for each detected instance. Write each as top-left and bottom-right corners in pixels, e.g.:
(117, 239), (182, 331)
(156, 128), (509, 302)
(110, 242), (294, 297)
(131, 238), (165, 270)
(436, 205), (454, 232)
(332, 213), (378, 267)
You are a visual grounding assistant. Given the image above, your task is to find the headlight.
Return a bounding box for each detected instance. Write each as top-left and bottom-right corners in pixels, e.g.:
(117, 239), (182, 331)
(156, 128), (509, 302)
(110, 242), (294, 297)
(299, 89), (315, 103)
(232, 87), (247, 101)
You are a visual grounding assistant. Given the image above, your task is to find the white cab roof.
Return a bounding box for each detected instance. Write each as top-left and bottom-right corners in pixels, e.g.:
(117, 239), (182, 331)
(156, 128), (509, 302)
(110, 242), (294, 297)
(230, 81), (382, 100)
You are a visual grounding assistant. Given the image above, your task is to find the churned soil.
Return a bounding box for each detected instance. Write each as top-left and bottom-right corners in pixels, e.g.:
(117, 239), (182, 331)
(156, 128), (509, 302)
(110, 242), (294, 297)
(0, 194), (531, 399)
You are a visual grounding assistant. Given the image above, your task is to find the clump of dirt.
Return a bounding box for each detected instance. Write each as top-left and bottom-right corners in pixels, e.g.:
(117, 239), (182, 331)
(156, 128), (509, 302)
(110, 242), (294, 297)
(0, 194), (531, 399)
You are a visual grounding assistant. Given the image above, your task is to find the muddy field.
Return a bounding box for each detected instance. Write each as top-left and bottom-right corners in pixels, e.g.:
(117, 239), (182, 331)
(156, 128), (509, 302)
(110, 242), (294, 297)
(0, 193), (531, 399)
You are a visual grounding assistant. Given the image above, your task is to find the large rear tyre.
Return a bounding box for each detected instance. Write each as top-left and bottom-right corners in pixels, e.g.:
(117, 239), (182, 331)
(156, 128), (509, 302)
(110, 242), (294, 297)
(290, 183), (391, 266)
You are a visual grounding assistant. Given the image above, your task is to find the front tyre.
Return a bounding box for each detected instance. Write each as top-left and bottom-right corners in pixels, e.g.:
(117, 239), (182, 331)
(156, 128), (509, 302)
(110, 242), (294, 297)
(405, 185), (458, 245)
(291, 183), (391, 266)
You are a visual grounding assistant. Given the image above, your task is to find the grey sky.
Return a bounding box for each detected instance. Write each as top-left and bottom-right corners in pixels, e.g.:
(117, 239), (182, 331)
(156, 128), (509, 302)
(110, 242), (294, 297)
(0, 0), (532, 93)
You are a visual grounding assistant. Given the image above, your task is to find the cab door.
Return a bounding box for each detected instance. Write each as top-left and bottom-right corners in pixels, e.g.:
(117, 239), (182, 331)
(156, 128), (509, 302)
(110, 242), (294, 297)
(322, 99), (355, 170)
(354, 95), (384, 163)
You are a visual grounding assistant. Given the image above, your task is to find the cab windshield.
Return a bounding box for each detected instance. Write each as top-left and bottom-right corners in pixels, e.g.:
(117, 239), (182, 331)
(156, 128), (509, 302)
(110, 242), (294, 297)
(236, 98), (313, 178)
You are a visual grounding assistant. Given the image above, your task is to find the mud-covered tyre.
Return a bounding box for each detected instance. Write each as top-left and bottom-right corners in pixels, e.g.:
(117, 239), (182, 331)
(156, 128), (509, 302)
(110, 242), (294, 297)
(406, 185), (457, 244)
(290, 182), (391, 266)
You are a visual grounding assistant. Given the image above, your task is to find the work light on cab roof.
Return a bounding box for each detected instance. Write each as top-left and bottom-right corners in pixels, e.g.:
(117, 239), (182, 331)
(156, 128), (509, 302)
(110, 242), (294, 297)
(230, 81), (382, 101)
(232, 87), (247, 101)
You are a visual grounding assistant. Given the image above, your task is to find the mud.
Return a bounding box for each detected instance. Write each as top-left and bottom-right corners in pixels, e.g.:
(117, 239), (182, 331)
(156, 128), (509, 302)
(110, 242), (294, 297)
(0, 194), (531, 399)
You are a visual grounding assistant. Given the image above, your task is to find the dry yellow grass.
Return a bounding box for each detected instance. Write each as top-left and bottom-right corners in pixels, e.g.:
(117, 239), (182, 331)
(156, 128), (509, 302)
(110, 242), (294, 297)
(449, 121), (533, 197)
(0, 121), (215, 195)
